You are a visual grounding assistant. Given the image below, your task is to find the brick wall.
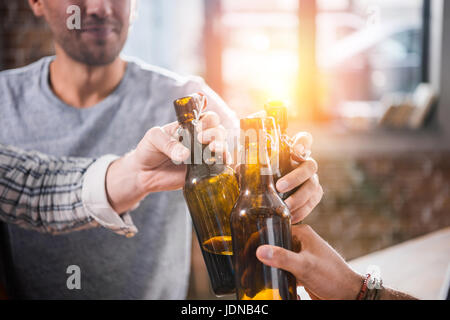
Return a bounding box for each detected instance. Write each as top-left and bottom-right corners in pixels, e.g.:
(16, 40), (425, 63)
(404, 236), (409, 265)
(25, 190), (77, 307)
(305, 152), (450, 260)
(0, 0), (54, 70)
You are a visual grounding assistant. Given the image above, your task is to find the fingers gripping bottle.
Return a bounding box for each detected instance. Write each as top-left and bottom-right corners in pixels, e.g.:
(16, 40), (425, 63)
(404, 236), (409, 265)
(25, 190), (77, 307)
(230, 117), (297, 300)
(174, 94), (240, 296)
(264, 101), (301, 200)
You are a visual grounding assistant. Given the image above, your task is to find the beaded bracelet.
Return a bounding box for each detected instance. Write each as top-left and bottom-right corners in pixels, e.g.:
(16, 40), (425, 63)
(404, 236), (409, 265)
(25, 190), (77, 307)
(356, 272), (383, 300)
(356, 274), (371, 300)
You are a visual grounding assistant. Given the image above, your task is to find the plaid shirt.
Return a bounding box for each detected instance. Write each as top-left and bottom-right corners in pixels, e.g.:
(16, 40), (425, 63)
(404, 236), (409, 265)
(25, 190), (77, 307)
(0, 144), (137, 237)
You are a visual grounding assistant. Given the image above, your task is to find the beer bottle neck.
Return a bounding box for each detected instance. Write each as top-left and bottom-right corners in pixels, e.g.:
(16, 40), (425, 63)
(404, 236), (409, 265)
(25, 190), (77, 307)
(240, 138), (275, 193)
(179, 120), (223, 172)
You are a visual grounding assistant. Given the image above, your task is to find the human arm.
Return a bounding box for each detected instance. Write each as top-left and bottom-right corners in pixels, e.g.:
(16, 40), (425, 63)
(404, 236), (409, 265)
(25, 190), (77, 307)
(0, 112), (225, 236)
(256, 224), (418, 300)
(0, 143), (103, 235)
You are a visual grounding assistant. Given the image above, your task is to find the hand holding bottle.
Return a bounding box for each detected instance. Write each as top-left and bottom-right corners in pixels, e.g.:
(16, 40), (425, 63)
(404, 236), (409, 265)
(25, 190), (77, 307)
(105, 111), (226, 213)
(256, 224), (418, 300)
(274, 132), (323, 224)
(263, 102), (322, 224)
(256, 224), (364, 300)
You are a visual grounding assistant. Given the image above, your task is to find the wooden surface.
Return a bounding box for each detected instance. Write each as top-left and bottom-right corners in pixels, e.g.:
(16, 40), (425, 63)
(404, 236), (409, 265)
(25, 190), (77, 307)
(349, 227), (450, 300)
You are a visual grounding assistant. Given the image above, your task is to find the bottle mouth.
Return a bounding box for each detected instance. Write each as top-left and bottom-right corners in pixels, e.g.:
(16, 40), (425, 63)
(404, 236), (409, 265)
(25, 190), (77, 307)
(264, 101), (288, 132)
(174, 93), (207, 124)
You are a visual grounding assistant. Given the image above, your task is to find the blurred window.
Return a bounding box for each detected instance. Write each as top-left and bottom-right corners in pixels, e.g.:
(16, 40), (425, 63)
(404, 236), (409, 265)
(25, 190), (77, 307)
(219, 0), (300, 118)
(205, 0), (427, 127)
(316, 0), (426, 125)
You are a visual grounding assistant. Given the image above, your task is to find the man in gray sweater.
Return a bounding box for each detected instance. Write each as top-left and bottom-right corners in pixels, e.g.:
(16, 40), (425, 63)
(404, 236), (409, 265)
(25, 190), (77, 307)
(0, 0), (323, 299)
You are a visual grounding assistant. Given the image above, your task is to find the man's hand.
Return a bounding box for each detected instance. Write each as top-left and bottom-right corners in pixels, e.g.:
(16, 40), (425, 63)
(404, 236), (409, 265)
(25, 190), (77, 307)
(275, 132), (323, 223)
(105, 111), (226, 213)
(256, 224), (364, 300)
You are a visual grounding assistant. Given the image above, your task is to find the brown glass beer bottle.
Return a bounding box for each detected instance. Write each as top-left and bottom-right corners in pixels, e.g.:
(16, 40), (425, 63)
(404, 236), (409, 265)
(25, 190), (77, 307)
(264, 101), (299, 200)
(230, 117), (297, 300)
(262, 116), (280, 174)
(174, 94), (239, 296)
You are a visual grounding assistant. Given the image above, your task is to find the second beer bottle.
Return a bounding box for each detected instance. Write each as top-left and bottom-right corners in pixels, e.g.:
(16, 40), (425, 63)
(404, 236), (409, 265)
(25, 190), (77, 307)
(174, 94), (239, 296)
(264, 101), (299, 200)
(230, 117), (297, 300)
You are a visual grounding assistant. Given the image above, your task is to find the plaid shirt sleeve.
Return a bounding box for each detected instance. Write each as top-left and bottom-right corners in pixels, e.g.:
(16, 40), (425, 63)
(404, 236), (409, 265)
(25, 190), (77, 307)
(0, 144), (137, 237)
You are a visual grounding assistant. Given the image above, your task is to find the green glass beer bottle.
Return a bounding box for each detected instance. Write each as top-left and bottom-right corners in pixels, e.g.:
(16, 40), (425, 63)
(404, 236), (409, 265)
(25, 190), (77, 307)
(230, 117), (297, 300)
(174, 94), (239, 296)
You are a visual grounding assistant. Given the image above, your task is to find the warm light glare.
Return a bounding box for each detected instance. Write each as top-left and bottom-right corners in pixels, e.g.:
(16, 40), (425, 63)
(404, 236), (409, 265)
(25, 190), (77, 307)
(220, 0), (424, 122)
(222, 5), (300, 117)
(250, 34), (271, 52)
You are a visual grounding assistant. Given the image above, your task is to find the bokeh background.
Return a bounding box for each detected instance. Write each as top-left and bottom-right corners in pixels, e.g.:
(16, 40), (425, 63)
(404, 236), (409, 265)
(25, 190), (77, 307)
(1, 0), (449, 300)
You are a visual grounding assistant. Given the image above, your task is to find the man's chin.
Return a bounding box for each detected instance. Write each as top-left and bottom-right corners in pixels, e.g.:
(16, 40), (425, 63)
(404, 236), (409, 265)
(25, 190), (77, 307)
(80, 55), (119, 66)
(66, 46), (122, 66)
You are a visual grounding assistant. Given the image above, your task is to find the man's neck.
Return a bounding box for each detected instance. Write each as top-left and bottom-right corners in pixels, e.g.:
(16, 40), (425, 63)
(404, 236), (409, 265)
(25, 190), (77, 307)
(49, 48), (127, 109)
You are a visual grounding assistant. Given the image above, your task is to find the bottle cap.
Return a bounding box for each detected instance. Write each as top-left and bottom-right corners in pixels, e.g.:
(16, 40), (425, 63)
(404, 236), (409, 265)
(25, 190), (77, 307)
(173, 93), (206, 124)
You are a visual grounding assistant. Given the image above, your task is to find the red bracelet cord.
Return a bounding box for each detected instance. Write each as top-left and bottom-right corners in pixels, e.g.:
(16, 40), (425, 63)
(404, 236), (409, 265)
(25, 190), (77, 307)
(356, 274), (371, 300)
